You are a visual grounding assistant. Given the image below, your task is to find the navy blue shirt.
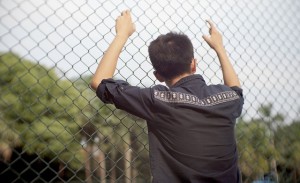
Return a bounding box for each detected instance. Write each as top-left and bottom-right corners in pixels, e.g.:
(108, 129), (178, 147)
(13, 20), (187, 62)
(96, 74), (244, 183)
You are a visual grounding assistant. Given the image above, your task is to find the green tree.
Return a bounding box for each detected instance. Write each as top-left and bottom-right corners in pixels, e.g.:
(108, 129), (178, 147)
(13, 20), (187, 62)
(75, 76), (151, 182)
(0, 52), (27, 162)
(0, 52), (151, 182)
(0, 52), (85, 178)
(258, 104), (284, 182)
(0, 116), (20, 162)
(74, 76), (112, 182)
(237, 104), (284, 182)
(237, 118), (271, 182)
(275, 120), (300, 182)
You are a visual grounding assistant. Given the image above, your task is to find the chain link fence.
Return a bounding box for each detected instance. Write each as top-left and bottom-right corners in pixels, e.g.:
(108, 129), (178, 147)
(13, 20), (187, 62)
(0, 0), (299, 182)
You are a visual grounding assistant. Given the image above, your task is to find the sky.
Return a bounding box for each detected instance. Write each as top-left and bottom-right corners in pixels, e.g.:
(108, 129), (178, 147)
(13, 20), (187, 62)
(0, 0), (299, 122)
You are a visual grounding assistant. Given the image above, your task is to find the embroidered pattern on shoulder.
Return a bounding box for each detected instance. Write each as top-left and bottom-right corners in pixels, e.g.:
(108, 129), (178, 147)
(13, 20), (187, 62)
(153, 90), (240, 106)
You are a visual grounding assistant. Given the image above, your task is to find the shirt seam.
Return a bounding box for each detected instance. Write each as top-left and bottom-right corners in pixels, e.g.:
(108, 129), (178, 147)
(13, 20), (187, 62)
(153, 90), (240, 107)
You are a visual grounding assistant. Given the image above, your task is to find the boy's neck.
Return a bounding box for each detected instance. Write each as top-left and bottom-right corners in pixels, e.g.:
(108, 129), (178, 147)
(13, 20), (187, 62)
(165, 73), (193, 87)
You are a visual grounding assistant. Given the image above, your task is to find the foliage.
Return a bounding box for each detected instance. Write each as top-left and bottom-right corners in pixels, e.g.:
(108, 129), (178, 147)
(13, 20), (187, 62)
(237, 104), (300, 182)
(0, 52), (85, 169)
(237, 119), (270, 181)
(275, 120), (300, 182)
(71, 70), (151, 180)
(0, 52), (299, 182)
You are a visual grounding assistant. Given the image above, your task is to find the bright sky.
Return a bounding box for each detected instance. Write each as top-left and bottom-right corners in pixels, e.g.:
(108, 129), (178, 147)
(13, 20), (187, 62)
(0, 0), (299, 122)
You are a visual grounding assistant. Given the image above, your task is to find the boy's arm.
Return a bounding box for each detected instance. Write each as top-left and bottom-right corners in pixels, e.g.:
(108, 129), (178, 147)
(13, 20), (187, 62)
(202, 20), (241, 88)
(90, 10), (135, 90)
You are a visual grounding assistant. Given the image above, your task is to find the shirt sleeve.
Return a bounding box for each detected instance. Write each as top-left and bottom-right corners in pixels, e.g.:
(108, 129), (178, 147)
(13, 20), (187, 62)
(230, 86), (244, 118)
(96, 78), (155, 121)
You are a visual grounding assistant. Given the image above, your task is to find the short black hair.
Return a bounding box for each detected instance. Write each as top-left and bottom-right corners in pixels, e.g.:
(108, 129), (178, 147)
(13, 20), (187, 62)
(148, 32), (194, 80)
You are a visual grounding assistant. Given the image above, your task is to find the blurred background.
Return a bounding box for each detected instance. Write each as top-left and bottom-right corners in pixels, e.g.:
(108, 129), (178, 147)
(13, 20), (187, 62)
(0, 0), (299, 182)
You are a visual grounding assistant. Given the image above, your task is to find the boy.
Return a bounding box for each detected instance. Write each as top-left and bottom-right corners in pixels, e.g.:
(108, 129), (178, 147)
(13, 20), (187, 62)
(91, 10), (244, 183)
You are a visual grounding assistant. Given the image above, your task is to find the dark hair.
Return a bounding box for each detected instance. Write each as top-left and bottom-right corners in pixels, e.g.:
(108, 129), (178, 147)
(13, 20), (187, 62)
(148, 32), (194, 80)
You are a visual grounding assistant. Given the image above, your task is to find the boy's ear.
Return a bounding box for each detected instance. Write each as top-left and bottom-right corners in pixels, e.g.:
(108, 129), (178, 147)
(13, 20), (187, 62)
(153, 71), (165, 82)
(191, 58), (197, 73)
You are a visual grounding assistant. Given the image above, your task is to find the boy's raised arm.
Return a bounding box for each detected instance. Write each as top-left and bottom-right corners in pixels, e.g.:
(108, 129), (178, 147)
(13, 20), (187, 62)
(90, 10), (135, 90)
(202, 20), (241, 88)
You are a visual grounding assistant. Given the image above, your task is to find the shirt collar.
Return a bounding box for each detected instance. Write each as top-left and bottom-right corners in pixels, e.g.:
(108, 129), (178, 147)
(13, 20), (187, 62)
(171, 74), (205, 88)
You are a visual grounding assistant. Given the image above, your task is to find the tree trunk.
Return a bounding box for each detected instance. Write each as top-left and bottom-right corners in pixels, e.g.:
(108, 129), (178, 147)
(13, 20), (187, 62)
(124, 143), (132, 183)
(95, 145), (106, 183)
(58, 161), (65, 180)
(292, 169), (297, 183)
(110, 162), (116, 183)
(269, 158), (278, 182)
(109, 150), (117, 183)
(0, 145), (12, 163)
(132, 166), (137, 183)
(84, 144), (93, 183)
(269, 136), (278, 182)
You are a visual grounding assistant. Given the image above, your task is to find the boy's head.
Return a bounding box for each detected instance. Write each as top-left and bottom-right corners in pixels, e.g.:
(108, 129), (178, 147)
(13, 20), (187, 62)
(148, 32), (195, 81)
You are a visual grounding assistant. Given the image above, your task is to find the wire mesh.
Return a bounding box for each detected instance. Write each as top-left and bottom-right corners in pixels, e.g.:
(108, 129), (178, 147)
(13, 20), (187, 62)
(0, 0), (299, 182)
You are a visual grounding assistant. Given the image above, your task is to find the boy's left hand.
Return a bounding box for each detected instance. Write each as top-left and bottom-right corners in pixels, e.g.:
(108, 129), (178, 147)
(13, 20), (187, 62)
(116, 10), (136, 38)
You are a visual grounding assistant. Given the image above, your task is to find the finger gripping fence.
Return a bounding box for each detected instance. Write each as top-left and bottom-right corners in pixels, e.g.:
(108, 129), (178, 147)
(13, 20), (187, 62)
(0, 0), (299, 182)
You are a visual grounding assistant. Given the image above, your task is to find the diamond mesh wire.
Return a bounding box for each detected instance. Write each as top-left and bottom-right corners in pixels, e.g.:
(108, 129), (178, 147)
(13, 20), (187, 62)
(0, 0), (299, 182)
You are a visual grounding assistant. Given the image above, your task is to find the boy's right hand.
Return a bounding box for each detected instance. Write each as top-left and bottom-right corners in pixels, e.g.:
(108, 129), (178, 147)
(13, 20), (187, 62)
(115, 10), (136, 38)
(203, 20), (241, 88)
(202, 20), (224, 52)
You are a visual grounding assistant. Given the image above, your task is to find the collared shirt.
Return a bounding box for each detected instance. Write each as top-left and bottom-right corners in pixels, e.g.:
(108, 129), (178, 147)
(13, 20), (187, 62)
(97, 74), (244, 183)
